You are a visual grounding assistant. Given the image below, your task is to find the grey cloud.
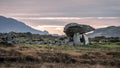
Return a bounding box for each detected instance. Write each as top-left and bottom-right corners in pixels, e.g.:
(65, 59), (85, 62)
(0, 0), (120, 17)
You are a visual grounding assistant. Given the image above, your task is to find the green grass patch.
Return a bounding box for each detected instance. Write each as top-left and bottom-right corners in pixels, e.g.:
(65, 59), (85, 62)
(16, 42), (120, 52)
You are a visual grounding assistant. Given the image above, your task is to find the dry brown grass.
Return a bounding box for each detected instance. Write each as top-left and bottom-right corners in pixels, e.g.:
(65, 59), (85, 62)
(0, 44), (120, 68)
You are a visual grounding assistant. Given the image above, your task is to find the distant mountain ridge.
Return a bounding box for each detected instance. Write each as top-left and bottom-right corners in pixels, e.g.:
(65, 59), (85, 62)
(88, 26), (120, 38)
(0, 16), (49, 34)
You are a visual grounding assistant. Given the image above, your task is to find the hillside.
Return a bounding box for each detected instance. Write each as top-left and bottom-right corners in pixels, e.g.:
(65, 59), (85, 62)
(0, 16), (48, 34)
(88, 26), (120, 38)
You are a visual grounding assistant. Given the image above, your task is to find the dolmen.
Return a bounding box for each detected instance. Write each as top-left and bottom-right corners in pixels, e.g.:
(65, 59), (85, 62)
(64, 23), (95, 45)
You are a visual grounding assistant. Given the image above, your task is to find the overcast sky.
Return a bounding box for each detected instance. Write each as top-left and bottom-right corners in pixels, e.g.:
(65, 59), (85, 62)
(0, 0), (120, 34)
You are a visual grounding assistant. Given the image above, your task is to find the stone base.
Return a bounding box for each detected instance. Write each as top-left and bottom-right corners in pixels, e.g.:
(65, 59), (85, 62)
(73, 33), (89, 45)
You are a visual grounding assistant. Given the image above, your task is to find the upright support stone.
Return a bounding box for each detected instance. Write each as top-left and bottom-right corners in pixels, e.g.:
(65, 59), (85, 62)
(73, 33), (82, 45)
(73, 33), (89, 45)
(83, 34), (89, 45)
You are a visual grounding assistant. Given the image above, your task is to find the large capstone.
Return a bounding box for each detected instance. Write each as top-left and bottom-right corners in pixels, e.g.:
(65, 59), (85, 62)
(64, 23), (95, 45)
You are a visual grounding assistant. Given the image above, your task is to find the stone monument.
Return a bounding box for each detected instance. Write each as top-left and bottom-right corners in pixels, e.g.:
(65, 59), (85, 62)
(64, 23), (95, 45)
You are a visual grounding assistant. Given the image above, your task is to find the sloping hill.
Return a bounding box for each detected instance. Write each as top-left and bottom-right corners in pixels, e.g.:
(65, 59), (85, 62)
(88, 26), (120, 38)
(0, 16), (48, 34)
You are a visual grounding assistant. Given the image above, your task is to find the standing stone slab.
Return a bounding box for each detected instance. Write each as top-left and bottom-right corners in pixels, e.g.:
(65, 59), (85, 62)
(73, 33), (82, 45)
(73, 33), (89, 45)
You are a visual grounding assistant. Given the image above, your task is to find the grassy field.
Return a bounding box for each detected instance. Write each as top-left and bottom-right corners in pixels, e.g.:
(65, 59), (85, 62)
(0, 43), (120, 68)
